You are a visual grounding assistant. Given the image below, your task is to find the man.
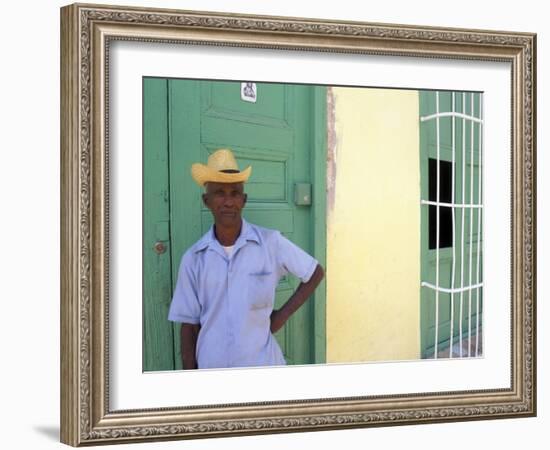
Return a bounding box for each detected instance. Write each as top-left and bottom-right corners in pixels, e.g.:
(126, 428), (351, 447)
(168, 148), (324, 369)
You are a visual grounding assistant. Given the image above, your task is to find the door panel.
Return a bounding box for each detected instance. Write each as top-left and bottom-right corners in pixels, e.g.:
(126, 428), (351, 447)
(170, 79), (313, 366)
(203, 82), (289, 128)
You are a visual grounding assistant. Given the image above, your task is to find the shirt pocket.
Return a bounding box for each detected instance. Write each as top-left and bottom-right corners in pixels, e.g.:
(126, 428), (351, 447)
(247, 271), (274, 309)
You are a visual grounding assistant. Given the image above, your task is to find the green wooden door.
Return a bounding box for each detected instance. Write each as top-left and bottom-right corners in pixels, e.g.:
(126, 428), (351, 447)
(420, 91), (483, 358)
(143, 78), (326, 371)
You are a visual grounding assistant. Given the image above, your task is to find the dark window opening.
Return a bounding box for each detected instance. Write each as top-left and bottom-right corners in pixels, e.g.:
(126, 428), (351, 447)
(429, 158), (453, 249)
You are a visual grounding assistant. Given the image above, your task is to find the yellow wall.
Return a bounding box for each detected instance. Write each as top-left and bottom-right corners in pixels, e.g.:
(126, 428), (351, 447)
(326, 87), (420, 362)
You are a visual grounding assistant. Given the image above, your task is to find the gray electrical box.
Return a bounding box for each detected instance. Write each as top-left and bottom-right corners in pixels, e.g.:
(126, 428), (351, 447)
(294, 183), (312, 206)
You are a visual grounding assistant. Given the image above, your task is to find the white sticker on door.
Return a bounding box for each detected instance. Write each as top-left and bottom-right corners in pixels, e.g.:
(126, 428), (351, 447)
(241, 82), (257, 103)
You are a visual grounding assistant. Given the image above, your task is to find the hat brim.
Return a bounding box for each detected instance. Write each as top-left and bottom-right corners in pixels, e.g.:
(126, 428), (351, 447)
(191, 164), (252, 187)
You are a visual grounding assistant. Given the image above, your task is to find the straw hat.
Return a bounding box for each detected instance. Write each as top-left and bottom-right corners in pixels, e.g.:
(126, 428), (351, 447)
(191, 148), (252, 187)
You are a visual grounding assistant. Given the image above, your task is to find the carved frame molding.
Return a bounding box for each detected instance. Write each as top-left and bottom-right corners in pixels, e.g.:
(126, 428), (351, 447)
(60, 3), (536, 446)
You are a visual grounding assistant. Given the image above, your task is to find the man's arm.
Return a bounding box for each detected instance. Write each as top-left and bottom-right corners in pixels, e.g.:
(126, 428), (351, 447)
(180, 323), (201, 369)
(270, 264), (324, 334)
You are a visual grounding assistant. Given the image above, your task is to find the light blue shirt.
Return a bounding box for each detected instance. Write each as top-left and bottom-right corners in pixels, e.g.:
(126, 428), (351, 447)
(168, 219), (318, 369)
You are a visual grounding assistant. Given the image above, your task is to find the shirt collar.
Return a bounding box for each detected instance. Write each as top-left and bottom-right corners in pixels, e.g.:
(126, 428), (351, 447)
(194, 218), (260, 254)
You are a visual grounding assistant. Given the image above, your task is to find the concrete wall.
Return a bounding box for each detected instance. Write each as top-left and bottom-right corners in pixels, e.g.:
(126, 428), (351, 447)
(326, 87), (421, 362)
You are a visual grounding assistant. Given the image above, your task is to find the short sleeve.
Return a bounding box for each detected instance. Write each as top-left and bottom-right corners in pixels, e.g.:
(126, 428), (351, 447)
(275, 232), (318, 283)
(167, 253), (201, 324)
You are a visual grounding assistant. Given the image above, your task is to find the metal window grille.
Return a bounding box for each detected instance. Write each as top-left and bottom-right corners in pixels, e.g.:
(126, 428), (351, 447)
(420, 92), (483, 359)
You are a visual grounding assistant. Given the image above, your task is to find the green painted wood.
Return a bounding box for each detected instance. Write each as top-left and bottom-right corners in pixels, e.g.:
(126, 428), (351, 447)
(142, 78), (175, 371)
(163, 79), (326, 367)
(167, 79), (203, 370)
(312, 87), (327, 364)
(284, 83), (313, 365)
(420, 91), (483, 358)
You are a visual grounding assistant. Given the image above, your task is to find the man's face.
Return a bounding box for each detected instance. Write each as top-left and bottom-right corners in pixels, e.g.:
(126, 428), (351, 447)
(202, 182), (247, 227)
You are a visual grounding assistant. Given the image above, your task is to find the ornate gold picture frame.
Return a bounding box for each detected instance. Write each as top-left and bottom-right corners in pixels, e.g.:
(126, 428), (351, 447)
(60, 2), (536, 446)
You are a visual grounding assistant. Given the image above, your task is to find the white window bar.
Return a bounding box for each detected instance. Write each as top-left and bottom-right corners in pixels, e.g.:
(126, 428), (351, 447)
(421, 282), (483, 294)
(420, 111), (483, 124)
(450, 92), (456, 358)
(468, 93), (475, 357)
(475, 96), (483, 357)
(459, 92), (466, 358)
(421, 200), (483, 208)
(434, 91), (441, 359)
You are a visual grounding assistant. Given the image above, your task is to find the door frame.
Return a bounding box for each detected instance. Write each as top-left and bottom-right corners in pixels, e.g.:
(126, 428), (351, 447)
(311, 87), (327, 364)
